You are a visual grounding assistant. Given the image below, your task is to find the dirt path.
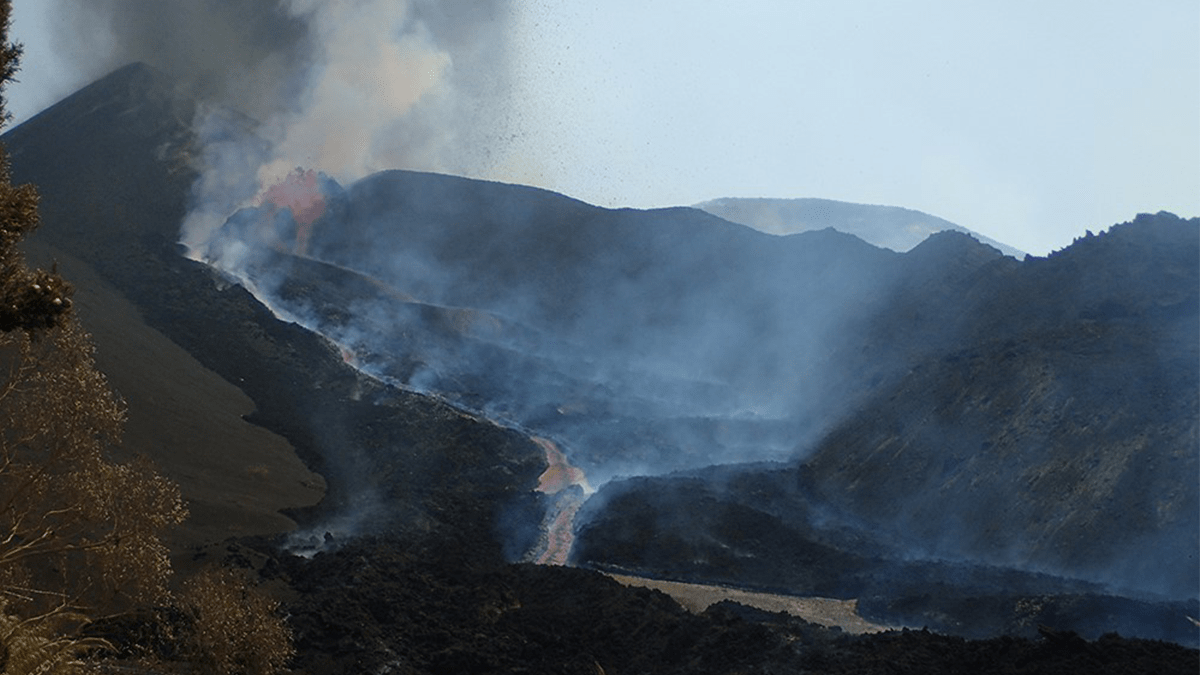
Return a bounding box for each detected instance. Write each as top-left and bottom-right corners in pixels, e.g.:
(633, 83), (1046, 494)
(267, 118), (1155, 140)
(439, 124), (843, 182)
(607, 573), (893, 634)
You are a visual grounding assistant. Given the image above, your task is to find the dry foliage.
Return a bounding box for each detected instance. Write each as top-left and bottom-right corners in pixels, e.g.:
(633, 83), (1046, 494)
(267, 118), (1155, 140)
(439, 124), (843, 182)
(0, 600), (106, 675)
(0, 319), (187, 615)
(0, 2), (188, 658)
(0, 4), (71, 336)
(178, 568), (294, 675)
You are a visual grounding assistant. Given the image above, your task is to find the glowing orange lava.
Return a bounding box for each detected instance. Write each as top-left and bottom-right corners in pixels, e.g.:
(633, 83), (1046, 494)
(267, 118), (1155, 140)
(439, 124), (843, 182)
(531, 436), (593, 566)
(534, 437), (591, 494)
(260, 168), (326, 255)
(538, 495), (585, 566)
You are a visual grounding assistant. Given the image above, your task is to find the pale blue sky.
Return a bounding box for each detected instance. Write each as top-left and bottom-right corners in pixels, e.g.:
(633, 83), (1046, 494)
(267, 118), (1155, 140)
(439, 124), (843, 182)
(7, 1), (1199, 255)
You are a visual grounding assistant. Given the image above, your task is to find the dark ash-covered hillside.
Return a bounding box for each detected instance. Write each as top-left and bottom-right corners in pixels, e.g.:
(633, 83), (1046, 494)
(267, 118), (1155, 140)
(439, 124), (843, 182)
(574, 214), (1199, 641)
(808, 216), (1199, 591)
(6, 62), (547, 561)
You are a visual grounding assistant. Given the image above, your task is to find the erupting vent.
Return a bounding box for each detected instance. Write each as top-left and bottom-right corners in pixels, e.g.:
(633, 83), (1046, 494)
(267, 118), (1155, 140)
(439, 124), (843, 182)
(260, 168), (327, 255)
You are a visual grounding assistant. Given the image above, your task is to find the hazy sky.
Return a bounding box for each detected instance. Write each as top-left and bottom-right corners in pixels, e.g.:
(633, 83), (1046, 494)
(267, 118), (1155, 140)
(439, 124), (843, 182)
(7, 1), (1199, 256)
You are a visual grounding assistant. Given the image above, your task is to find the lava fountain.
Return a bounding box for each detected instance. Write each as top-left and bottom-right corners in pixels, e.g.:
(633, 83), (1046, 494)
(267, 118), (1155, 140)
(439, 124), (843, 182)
(259, 168), (327, 255)
(532, 437), (593, 566)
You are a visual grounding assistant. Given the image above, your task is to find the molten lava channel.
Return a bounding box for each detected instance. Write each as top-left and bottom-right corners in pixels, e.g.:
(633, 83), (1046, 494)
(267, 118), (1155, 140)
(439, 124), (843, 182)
(531, 437), (593, 566)
(534, 436), (592, 494)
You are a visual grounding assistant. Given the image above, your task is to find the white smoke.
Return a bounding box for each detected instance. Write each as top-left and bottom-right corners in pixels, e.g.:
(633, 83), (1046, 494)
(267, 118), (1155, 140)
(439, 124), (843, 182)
(256, 0), (452, 186)
(181, 0), (459, 256)
(41, 0), (513, 255)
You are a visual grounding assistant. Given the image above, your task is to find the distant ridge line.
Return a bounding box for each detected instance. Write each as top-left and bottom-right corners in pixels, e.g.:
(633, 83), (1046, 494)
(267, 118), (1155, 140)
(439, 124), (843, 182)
(696, 196), (1026, 258)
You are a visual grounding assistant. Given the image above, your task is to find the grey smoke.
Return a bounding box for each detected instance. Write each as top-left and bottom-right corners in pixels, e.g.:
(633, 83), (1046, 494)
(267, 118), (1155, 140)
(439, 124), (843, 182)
(48, 0), (516, 188)
(46, 0), (310, 121)
(45, 0), (525, 543)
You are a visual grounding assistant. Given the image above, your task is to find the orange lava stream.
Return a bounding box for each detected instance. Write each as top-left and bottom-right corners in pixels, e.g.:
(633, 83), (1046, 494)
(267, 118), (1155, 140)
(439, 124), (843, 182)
(537, 494), (585, 566)
(533, 437), (591, 494)
(531, 436), (593, 566)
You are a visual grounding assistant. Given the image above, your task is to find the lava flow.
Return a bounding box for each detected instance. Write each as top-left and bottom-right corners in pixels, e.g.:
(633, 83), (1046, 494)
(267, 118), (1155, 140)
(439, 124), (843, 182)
(535, 436), (592, 494)
(532, 437), (593, 566)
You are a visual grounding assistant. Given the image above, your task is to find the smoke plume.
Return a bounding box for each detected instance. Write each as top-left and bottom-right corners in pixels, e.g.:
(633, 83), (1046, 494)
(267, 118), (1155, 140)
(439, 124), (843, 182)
(42, 0), (528, 546)
(47, 0), (310, 121)
(48, 0), (515, 250)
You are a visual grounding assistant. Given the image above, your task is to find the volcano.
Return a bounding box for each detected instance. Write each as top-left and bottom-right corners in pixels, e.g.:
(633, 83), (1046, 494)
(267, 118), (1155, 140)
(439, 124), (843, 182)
(5, 63), (1197, 672)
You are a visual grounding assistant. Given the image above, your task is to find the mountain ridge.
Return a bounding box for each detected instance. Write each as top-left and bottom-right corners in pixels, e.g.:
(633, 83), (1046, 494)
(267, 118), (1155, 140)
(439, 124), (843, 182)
(697, 196), (1026, 257)
(575, 210), (1199, 602)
